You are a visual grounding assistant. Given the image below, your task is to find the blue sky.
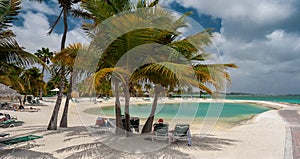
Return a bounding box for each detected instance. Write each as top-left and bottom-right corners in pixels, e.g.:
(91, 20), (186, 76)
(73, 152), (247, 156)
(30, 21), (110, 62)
(11, 0), (300, 94)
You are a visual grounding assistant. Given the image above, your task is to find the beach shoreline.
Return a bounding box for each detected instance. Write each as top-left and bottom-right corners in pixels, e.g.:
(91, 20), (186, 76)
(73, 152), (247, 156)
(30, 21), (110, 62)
(0, 97), (294, 158)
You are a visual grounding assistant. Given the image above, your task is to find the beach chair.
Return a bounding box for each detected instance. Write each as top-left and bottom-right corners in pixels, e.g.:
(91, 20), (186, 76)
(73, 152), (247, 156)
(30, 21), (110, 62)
(172, 124), (190, 141)
(90, 117), (115, 131)
(0, 135), (43, 153)
(152, 123), (170, 143)
(120, 116), (140, 133)
(0, 133), (10, 137)
(0, 120), (24, 128)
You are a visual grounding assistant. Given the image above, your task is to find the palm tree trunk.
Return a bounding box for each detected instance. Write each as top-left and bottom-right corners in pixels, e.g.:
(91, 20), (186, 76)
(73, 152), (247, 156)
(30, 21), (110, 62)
(122, 79), (131, 136)
(114, 81), (123, 134)
(61, 7), (68, 50)
(39, 66), (45, 100)
(47, 6), (68, 130)
(199, 90), (202, 98)
(47, 69), (65, 130)
(59, 70), (73, 127)
(142, 85), (160, 134)
(23, 94), (27, 105)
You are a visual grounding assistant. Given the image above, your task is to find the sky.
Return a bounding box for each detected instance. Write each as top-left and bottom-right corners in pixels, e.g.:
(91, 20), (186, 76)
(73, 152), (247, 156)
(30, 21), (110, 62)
(11, 0), (300, 94)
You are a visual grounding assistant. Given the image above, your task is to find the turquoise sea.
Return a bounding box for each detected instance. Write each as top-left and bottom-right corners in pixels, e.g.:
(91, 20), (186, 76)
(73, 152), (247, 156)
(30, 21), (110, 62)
(83, 94), (299, 125)
(84, 102), (270, 124)
(225, 94), (300, 104)
(174, 94), (300, 104)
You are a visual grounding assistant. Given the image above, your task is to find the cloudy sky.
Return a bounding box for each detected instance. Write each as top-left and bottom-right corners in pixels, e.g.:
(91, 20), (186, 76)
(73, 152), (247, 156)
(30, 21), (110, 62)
(12, 0), (300, 94)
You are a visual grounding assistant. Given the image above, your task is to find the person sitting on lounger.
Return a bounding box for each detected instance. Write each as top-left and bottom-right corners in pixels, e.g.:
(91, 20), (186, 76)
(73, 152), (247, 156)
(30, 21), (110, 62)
(95, 117), (108, 127)
(153, 118), (166, 132)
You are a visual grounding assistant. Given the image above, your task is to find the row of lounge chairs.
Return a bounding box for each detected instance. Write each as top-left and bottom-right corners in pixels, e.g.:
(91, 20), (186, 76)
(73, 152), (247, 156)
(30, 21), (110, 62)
(152, 123), (191, 144)
(0, 134), (43, 153)
(0, 112), (24, 128)
(91, 116), (191, 145)
(0, 120), (24, 128)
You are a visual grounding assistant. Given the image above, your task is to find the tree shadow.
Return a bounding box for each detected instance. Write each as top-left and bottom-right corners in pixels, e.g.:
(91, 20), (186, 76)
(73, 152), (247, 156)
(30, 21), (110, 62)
(169, 134), (238, 151)
(2, 125), (239, 158)
(5, 125), (93, 142)
(0, 149), (56, 159)
(54, 134), (238, 159)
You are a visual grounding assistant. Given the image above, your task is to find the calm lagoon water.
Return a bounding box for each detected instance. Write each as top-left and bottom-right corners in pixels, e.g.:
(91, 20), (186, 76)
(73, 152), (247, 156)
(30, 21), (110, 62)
(225, 94), (300, 104)
(84, 102), (270, 124)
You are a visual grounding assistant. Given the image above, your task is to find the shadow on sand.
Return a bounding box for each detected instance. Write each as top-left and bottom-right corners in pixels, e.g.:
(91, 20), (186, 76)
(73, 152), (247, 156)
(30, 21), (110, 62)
(0, 125), (238, 159)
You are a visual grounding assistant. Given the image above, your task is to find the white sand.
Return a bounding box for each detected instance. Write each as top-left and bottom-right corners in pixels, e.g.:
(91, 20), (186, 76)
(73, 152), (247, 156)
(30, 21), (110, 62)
(0, 97), (290, 159)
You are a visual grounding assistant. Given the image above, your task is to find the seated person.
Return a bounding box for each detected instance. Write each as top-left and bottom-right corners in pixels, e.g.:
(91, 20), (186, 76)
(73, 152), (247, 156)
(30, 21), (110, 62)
(0, 115), (7, 122)
(95, 117), (108, 127)
(153, 118), (166, 132)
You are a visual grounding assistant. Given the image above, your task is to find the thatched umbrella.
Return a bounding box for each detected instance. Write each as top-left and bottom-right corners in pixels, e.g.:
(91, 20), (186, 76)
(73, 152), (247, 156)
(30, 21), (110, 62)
(0, 83), (21, 102)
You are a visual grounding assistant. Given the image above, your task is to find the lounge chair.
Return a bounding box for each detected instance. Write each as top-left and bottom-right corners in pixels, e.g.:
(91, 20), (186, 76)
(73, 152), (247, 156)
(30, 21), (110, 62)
(0, 120), (24, 128)
(172, 124), (190, 141)
(0, 133), (10, 137)
(121, 116), (140, 133)
(90, 117), (115, 130)
(0, 135), (43, 153)
(152, 123), (170, 143)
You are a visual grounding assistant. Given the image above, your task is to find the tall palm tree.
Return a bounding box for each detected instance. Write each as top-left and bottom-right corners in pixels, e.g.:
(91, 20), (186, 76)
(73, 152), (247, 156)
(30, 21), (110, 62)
(1, 0), (43, 99)
(80, 0), (237, 135)
(76, 0), (159, 134)
(34, 47), (53, 100)
(0, 0), (41, 71)
(52, 43), (84, 127)
(31, 0), (82, 130)
(21, 67), (45, 103)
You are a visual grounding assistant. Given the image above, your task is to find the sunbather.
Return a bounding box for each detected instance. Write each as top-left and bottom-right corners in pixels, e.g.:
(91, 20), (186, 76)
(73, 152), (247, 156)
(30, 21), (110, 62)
(95, 117), (108, 127)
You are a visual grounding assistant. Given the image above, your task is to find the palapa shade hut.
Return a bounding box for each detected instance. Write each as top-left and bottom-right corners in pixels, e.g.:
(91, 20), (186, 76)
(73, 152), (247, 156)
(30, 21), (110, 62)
(0, 83), (22, 102)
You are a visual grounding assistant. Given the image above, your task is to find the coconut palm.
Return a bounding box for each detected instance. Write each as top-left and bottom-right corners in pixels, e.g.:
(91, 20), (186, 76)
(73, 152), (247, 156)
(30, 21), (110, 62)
(0, 0), (41, 73)
(80, 0), (237, 135)
(0, 0), (44, 99)
(75, 0), (160, 134)
(34, 47), (53, 100)
(31, 0), (82, 130)
(80, 67), (129, 134)
(52, 43), (85, 127)
(21, 67), (45, 103)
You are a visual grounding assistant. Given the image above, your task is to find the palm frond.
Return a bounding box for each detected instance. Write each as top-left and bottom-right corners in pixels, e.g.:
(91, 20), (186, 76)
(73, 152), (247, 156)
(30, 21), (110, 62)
(0, 0), (21, 30)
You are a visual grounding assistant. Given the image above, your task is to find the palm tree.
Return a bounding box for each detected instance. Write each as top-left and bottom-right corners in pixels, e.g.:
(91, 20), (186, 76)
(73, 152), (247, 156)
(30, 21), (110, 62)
(1, 0), (41, 73)
(52, 43), (84, 127)
(31, 0), (82, 130)
(80, 0), (237, 135)
(34, 47), (53, 100)
(78, 67), (127, 134)
(0, 0), (44, 101)
(21, 67), (45, 104)
(76, 0), (159, 134)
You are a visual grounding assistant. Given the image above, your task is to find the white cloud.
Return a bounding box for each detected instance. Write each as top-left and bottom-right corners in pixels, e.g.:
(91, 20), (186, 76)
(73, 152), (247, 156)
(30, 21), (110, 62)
(213, 30), (300, 93)
(21, 0), (58, 16)
(166, 0), (296, 25)
(160, 0), (300, 93)
(12, 11), (90, 53)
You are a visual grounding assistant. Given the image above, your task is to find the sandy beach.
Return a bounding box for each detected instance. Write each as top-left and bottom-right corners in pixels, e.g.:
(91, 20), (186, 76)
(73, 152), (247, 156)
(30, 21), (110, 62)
(0, 97), (295, 159)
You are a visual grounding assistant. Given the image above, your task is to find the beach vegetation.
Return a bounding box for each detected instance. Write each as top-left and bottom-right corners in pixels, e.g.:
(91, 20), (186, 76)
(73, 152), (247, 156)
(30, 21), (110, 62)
(30, 0), (82, 130)
(0, 0), (46, 98)
(34, 47), (54, 100)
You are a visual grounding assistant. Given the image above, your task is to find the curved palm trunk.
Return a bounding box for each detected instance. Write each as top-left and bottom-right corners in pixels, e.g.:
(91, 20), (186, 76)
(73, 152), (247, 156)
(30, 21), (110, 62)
(47, 69), (65, 130)
(60, 70), (73, 127)
(141, 85), (160, 134)
(122, 79), (131, 136)
(114, 81), (123, 134)
(47, 6), (68, 130)
(39, 66), (45, 100)
(23, 94), (27, 105)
